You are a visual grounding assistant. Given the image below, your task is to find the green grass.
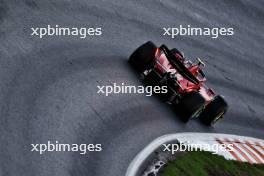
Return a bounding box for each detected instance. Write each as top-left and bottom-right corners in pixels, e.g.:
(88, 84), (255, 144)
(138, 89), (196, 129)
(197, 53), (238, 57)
(159, 151), (264, 176)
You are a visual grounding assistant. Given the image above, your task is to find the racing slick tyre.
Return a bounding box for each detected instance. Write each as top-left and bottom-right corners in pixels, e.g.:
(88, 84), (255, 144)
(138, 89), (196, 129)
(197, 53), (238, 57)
(129, 41), (157, 73)
(176, 91), (206, 122)
(199, 95), (228, 126)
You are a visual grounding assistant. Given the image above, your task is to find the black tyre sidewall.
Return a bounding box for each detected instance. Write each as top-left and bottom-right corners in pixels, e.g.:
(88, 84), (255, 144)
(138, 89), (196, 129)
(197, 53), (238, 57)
(200, 95), (228, 125)
(129, 41), (157, 72)
(177, 91), (206, 122)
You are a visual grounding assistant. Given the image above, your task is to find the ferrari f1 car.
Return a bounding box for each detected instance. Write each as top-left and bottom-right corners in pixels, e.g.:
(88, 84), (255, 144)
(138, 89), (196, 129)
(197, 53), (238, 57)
(129, 41), (228, 125)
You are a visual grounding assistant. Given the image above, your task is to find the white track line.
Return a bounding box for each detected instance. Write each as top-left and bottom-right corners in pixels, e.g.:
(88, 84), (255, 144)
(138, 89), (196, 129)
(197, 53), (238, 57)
(126, 133), (264, 176)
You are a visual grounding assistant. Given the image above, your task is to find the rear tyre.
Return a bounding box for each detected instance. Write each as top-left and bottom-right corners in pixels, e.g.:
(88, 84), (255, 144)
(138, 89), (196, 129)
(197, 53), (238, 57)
(176, 91), (205, 122)
(129, 41), (157, 72)
(200, 95), (228, 126)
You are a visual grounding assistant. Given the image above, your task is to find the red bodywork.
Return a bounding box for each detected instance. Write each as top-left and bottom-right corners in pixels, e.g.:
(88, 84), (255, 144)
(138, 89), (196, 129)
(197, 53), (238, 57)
(154, 48), (215, 104)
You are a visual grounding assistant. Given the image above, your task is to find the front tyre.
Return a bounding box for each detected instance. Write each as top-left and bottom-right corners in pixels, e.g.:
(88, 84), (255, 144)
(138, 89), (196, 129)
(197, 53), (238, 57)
(129, 41), (157, 73)
(200, 95), (228, 125)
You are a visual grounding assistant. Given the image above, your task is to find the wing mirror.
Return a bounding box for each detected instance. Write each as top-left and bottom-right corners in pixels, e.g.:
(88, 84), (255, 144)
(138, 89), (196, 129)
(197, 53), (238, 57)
(196, 57), (205, 67)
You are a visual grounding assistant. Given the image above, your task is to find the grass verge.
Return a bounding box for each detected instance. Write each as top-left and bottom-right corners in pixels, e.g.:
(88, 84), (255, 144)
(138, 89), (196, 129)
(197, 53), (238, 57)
(159, 151), (264, 176)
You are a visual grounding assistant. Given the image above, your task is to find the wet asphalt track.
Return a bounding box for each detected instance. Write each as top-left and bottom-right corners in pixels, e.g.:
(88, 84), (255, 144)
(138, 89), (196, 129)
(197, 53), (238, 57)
(0, 0), (264, 175)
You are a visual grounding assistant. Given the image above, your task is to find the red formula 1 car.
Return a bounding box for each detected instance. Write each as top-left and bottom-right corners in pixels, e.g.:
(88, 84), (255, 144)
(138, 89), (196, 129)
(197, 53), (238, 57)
(129, 41), (228, 125)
